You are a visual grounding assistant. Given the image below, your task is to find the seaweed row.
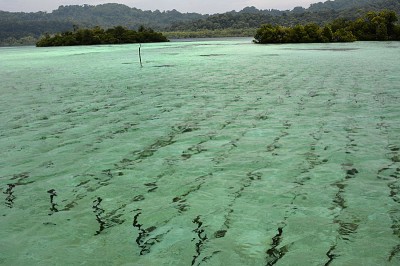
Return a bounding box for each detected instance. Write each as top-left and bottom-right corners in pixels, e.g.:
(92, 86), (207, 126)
(2, 172), (34, 209)
(191, 216), (208, 266)
(144, 97), (270, 261)
(61, 169), (122, 212)
(3, 184), (16, 208)
(344, 122), (359, 155)
(266, 120), (291, 156)
(265, 227), (291, 266)
(125, 103), (247, 256)
(47, 189), (59, 215)
(132, 210), (169, 255)
(60, 102), (227, 245)
(383, 145), (400, 261)
(296, 120), (329, 183)
(173, 173), (213, 214)
(92, 197), (106, 235)
(92, 196), (126, 235)
(324, 121), (361, 265)
(264, 122), (328, 265)
(115, 108), (209, 171)
(181, 140), (209, 160)
(375, 114), (400, 262)
(262, 116), (331, 265)
(128, 172), (211, 257)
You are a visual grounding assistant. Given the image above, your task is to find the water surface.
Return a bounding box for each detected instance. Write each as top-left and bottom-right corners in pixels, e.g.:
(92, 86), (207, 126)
(1, 39), (400, 265)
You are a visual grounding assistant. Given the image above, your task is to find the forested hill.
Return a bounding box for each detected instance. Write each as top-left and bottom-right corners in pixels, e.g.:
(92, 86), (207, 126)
(0, 3), (205, 45)
(168, 0), (400, 31)
(308, 0), (400, 12)
(1, 0), (400, 45)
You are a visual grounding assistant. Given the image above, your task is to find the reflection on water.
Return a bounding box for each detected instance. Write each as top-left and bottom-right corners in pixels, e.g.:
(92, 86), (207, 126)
(0, 39), (400, 265)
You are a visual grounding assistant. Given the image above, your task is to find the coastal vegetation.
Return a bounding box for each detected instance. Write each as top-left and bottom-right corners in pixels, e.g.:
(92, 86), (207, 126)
(0, 0), (400, 45)
(36, 26), (168, 47)
(254, 10), (400, 43)
(164, 28), (257, 39)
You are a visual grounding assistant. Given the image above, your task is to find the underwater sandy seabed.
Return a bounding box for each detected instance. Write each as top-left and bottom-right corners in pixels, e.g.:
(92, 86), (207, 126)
(1, 38), (400, 265)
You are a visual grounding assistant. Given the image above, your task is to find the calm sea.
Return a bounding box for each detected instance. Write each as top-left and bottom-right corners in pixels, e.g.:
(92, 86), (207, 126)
(1, 38), (400, 265)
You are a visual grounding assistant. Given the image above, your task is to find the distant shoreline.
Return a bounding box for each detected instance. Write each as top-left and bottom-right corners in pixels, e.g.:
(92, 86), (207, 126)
(36, 26), (169, 47)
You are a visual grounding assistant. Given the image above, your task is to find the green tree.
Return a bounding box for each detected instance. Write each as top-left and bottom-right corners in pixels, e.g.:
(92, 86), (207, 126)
(332, 28), (357, 42)
(289, 25), (307, 42)
(321, 25), (333, 42)
(304, 23), (323, 42)
(36, 25), (168, 46)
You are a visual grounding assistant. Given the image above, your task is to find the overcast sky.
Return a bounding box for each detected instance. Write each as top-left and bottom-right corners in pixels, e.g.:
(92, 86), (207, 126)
(0, 0), (325, 14)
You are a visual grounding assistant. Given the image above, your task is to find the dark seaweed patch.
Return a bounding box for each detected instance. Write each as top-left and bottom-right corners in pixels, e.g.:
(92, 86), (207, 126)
(133, 211), (147, 251)
(392, 155), (400, 163)
(63, 201), (78, 211)
(47, 189), (59, 215)
(389, 145), (400, 152)
(101, 169), (113, 178)
(345, 168), (359, 179)
(248, 172), (262, 181)
(133, 195), (145, 201)
(132, 210), (166, 255)
(3, 184), (16, 208)
(115, 131), (178, 169)
(113, 122), (138, 135)
(326, 159), (361, 260)
(387, 166), (400, 200)
(43, 222), (57, 226)
(171, 173), (212, 213)
(199, 251), (221, 264)
(182, 143), (207, 160)
(192, 215), (208, 266)
(285, 48), (359, 51)
(40, 161), (54, 168)
(59, 174), (96, 211)
(389, 244), (400, 261)
(332, 188), (347, 209)
(337, 221), (359, 240)
(266, 121), (291, 154)
(11, 172), (30, 184)
(137, 136), (176, 160)
(93, 197), (106, 235)
(214, 230), (226, 238)
(386, 168), (400, 261)
(219, 171), (261, 230)
(199, 54), (226, 57)
(324, 245), (338, 266)
(153, 65), (175, 68)
(77, 180), (91, 187)
(265, 227), (288, 266)
(145, 182), (158, 193)
(92, 197), (126, 235)
(174, 124), (199, 134)
(342, 163), (359, 179)
(173, 197), (188, 213)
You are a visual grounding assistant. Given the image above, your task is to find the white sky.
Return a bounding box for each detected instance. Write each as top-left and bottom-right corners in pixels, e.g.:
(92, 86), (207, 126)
(0, 0), (326, 14)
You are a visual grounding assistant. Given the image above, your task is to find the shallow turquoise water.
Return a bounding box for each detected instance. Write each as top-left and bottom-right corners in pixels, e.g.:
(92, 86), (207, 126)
(1, 39), (400, 265)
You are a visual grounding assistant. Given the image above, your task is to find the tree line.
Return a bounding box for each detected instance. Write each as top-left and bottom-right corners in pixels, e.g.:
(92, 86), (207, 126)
(36, 26), (168, 47)
(1, 0), (400, 45)
(167, 0), (400, 32)
(254, 10), (400, 43)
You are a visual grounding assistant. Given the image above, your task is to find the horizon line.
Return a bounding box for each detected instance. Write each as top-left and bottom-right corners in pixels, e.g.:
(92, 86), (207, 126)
(0, 3), (306, 15)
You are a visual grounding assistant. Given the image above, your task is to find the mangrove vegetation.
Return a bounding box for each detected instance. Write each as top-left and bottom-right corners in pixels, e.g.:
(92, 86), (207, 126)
(36, 25), (168, 47)
(254, 10), (400, 44)
(1, 0), (400, 45)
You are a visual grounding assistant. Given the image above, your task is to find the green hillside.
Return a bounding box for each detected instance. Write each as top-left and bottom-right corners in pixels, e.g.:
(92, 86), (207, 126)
(1, 0), (399, 45)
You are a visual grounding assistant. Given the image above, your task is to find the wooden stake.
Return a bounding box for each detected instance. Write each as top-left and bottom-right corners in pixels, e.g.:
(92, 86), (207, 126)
(138, 44), (143, 67)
